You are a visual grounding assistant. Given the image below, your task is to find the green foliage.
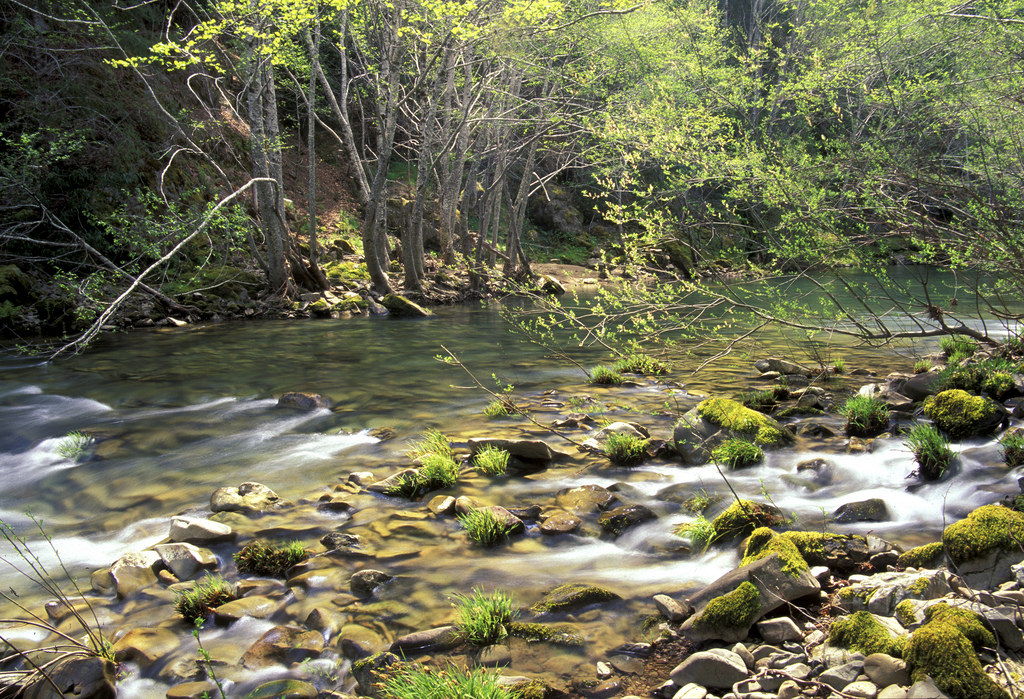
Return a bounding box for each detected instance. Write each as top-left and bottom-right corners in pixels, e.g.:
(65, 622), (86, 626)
(738, 387), (788, 413)
(589, 366), (623, 386)
(692, 581), (760, 631)
(942, 505), (1024, 565)
(829, 611), (906, 658)
(935, 357), (1017, 397)
(474, 446), (510, 476)
(174, 575), (235, 625)
(923, 390), (1000, 439)
(483, 399), (512, 418)
(840, 395), (890, 438)
(681, 489), (714, 514)
(612, 353), (667, 375)
(914, 360), (932, 374)
(832, 357), (846, 374)
(452, 589), (518, 646)
(234, 540), (307, 577)
(418, 453), (461, 491)
(382, 664), (511, 699)
(674, 515), (717, 553)
(740, 527), (808, 575)
(459, 509), (516, 547)
(1001, 432), (1024, 468)
(905, 423), (954, 481)
(408, 430), (453, 461)
(941, 335), (977, 358)
(603, 432), (648, 466)
(55, 431), (90, 460)
(711, 439), (763, 470)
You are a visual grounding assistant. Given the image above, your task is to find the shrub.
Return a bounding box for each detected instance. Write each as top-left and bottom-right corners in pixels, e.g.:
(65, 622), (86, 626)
(914, 359), (931, 374)
(418, 453), (460, 491)
(604, 432), (648, 466)
(1001, 432), (1024, 468)
(941, 335), (977, 358)
(408, 430), (453, 460)
(452, 589), (518, 646)
(382, 664), (511, 699)
(459, 509), (516, 547)
(589, 366), (623, 385)
(474, 446), (510, 476)
(905, 423), (954, 481)
(840, 395), (890, 437)
(711, 439), (764, 469)
(612, 353), (667, 375)
(174, 575), (235, 625)
(674, 515), (717, 553)
(55, 431), (90, 460)
(234, 540), (307, 577)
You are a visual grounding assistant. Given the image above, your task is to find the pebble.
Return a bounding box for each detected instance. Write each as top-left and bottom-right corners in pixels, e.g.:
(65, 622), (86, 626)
(595, 661), (612, 679)
(670, 650), (748, 689)
(756, 617), (803, 643)
(671, 684), (708, 699)
(845, 680), (880, 698)
(864, 653), (909, 687)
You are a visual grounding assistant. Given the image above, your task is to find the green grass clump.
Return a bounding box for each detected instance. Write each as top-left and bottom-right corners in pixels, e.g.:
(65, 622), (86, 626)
(382, 664), (511, 699)
(612, 353), (667, 375)
(942, 504), (1024, 566)
(483, 399), (513, 418)
(234, 540), (308, 577)
(1001, 432), (1024, 468)
(408, 430), (453, 460)
(474, 446), (510, 476)
(740, 527), (808, 575)
(589, 366), (624, 385)
(738, 386), (789, 412)
(832, 357), (846, 374)
(452, 588), (518, 646)
(829, 611), (906, 657)
(459, 509), (517, 547)
(418, 453), (461, 491)
(711, 439), (763, 469)
(604, 432), (648, 466)
(905, 423), (954, 481)
(174, 575), (235, 625)
(55, 431), (90, 460)
(914, 359), (931, 374)
(674, 515), (718, 553)
(692, 581), (760, 631)
(923, 389), (1000, 439)
(839, 395), (890, 437)
(941, 335), (977, 358)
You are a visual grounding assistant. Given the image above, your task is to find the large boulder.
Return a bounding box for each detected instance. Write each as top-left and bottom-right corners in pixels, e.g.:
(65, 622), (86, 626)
(673, 397), (791, 465)
(943, 505), (1024, 588)
(93, 550), (161, 599)
(210, 482), (290, 515)
(240, 626), (325, 669)
(381, 294), (432, 317)
(923, 389), (1006, 439)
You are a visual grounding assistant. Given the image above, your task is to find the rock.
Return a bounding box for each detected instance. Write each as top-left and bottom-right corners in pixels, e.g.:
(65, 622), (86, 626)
(246, 679), (319, 698)
(154, 542), (218, 580)
(845, 680), (880, 699)
(166, 681), (218, 699)
(653, 594), (690, 622)
(555, 484), (620, 514)
(428, 494), (456, 515)
(679, 553), (820, 643)
(864, 653), (910, 687)
(901, 371), (943, 401)
(320, 532), (361, 550)
(350, 569), (393, 597)
(212, 595), (280, 623)
(20, 656), (116, 699)
(833, 498), (890, 524)
(169, 516), (235, 544)
(836, 570), (951, 616)
(732, 643), (755, 670)
(580, 678), (621, 698)
(210, 482), (289, 514)
(390, 625), (462, 654)
(907, 678), (952, 699)
(598, 504), (657, 537)
(756, 617), (803, 643)
(609, 654), (643, 674)
(531, 582), (621, 613)
(819, 660), (863, 690)
(672, 684), (708, 699)
(540, 511), (582, 535)
(923, 389), (1006, 439)
(669, 648), (748, 689)
(777, 680), (802, 699)
(381, 294), (432, 317)
(785, 531), (891, 574)
(468, 437), (569, 462)
(111, 627), (180, 667)
(537, 275), (566, 295)
(674, 398), (792, 466)
(878, 686), (909, 699)
(943, 504), (1024, 588)
(103, 550), (161, 599)
(754, 358), (811, 376)
(366, 469), (418, 494)
(352, 651), (399, 696)
(304, 607), (341, 635)
(478, 644), (512, 667)
(479, 506), (525, 534)
(276, 392), (331, 410)
(240, 626), (325, 669)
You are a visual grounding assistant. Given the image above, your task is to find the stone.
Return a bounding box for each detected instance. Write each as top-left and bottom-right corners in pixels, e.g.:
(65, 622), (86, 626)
(166, 681), (218, 699)
(595, 661), (612, 679)
(169, 516), (235, 544)
(240, 626), (325, 669)
(672, 684), (708, 699)
(580, 678), (621, 698)
(104, 550), (161, 599)
(154, 542), (218, 580)
(111, 627), (180, 667)
(531, 582), (621, 613)
(732, 643), (754, 670)
(320, 532), (360, 550)
(819, 661), (863, 691)
(608, 654), (643, 674)
(350, 569), (392, 597)
(754, 358), (811, 376)
(654, 594), (690, 622)
(21, 656), (116, 699)
(428, 494), (456, 515)
(907, 678), (951, 698)
(468, 437), (570, 462)
(390, 625), (462, 654)
(479, 506), (525, 534)
(537, 274), (565, 295)
(540, 511), (582, 535)
(756, 617), (803, 643)
(669, 649), (748, 689)
(878, 685), (909, 699)
(864, 654), (910, 687)
(381, 293), (432, 317)
(246, 679), (318, 698)
(210, 482), (289, 514)
(598, 504), (657, 537)
(835, 569), (950, 616)
(833, 498), (889, 524)
(845, 680), (880, 699)
(478, 644), (511, 667)
(304, 607), (341, 635)
(901, 371), (943, 401)
(555, 484), (620, 514)
(277, 392), (331, 410)
(777, 680), (801, 699)
(212, 595), (280, 623)
(352, 651), (399, 695)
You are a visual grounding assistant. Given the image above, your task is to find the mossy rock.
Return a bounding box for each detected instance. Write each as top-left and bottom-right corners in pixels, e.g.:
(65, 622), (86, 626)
(923, 389), (1003, 439)
(709, 500), (786, 544)
(382, 294), (432, 318)
(942, 504), (1024, 566)
(741, 527), (809, 576)
(905, 603), (1007, 699)
(778, 531), (875, 573)
(691, 581), (761, 632)
(897, 542), (945, 569)
(829, 611), (907, 657)
(530, 583), (620, 613)
(507, 621), (583, 646)
(323, 260), (369, 286)
(696, 397), (792, 447)
(0, 264), (32, 300)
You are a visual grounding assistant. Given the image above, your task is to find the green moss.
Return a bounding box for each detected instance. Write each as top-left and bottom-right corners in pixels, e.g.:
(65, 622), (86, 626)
(895, 600), (917, 627)
(709, 500), (786, 544)
(740, 527), (809, 575)
(828, 611), (906, 657)
(897, 542), (944, 569)
(323, 260), (369, 286)
(942, 504), (1024, 565)
(923, 389), (1000, 439)
(692, 581), (761, 631)
(907, 577), (930, 596)
(696, 397), (791, 447)
(507, 679), (548, 699)
(779, 531), (865, 567)
(905, 603), (1006, 699)
(530, 583), (620, 613)
(507, 622), (584, 646)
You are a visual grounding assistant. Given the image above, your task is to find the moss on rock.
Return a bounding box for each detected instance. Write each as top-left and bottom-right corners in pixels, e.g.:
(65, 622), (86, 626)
(709, 500), (786, 544)
(530, 583), (620, 613)
(895, 600), (917, 627)
(942, 504), (1024, 565)
(508, 621), (584, 646)
(905, 603), (1006, 699)
(696, 397), (791, 447)
(741, 527), (809, 575)
(923, 389), (1001, 439)
(897, 542), (945, 569)
(692, 581), (761, 631)
(828, 611), (906, 657)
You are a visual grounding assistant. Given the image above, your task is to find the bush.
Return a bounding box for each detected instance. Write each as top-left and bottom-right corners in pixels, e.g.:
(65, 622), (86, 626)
(906, 423), (954, 480)
(711, 439), (764, 469)
(1001, 432), (1024, 468)
(452, 589), (518, 646)
(459, 509), (517, 547)
(474, 446), (510, 476)
(612, 353), (667, 375)
(382, 664), (510, 699)
(840, 395), (890, 437)
(941, 335), (977, 358)
(174, 575), (235, 625)
(589, 366), (624, 385)
(604, 432), (648, 466)
(234, 540), (307, 577)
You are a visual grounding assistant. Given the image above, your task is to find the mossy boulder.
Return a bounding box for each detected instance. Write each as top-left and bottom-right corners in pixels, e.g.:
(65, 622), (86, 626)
(942, 505), (1024, 586)
(829, 611), (907, 657)
(530, 583), (620, 613)
(691, 581), (760, 634)
(897, 542), (945, 569)
(905, 603), (1007, 699)
(740, 527), (809, 576)
(709, 500), (786, 544)
(779, 531), (884, 573)
(923, 389), (1004, 439)
(382, 294), (432, 317)
(673, 397), (791, 464)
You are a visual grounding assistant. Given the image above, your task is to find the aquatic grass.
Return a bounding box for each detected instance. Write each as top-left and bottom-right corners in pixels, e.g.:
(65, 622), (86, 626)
(234, 540), (307, 577)
(174, 575), (235, 625)
(832, 357), (846, 374)
(681, 489), (714, 514)
(408, 430), (453, 460)
(604, 432), (648, 466)
(914, 359), (931, 374)
(474, 446), (510, 476)
(739, 387), (787, 413)
(840, 395), (890, 437)
(906, 423), (954, 481)
(418, 453), (461, 490)
(612, 353), (667, 375)
(459, 509), (516, 547)
(54, 431), (90, 460)
(941, 335), (977, 358)
(385, 471), (423, 499)
(589, 366), (623, 386)
(382, 663), (511, 699)
(482, 399), (512, 418)
(711, 439), (764, 469)
(1001, 432), (1024, 468)
(452, 588), (518, 646)
(674, 515), (717, 553)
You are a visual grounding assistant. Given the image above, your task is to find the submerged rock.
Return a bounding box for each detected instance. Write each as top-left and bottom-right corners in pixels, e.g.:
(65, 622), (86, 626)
(531, 582), (621, 613)
(382, 294), (432, 317)
(20, 656), (116, 699)
(210, 481), (290, 514)
(154, 542), (218, 580)
(833, 498), (890, 524)
(276, 392), (331, 411)
(350, 569), (393, 598)
(240, 626), (325, 669)
(598, 504), (657, 538)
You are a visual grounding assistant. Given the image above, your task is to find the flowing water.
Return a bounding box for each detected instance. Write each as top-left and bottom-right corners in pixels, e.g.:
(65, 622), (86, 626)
(0, 270), (1021, 696)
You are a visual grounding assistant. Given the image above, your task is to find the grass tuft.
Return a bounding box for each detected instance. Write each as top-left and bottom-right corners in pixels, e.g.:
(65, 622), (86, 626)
(612, 353), (667, 375)
(906, 423), (954, 480)
(674, 515), (717, 553)
(603, 432), (648, 466)
(840, 395), (890, 437)
(914, 359), (931, 374)
(55, 431), (90, 460)
(474, 446), (510, 476)
(408, 430), (453, 460)
(458, 509), (516, 547)
(174, 575), (235, 625)
(711, 439), (764, 469)
(941, 335), (977, 358)
(483, 399), (513, 418)
(452, 588), (518, 646)
(589, 366), (623, 385)
(234, 540), (307, 577)
(418, 453), (461, 491)
(382, 663), (511, 699)
(1001, 432), (1024, 468)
